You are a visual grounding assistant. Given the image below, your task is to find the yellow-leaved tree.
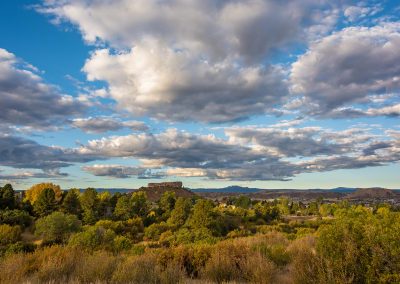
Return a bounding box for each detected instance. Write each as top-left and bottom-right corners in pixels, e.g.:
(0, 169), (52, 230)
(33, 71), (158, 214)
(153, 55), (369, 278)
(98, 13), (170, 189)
(24, 183), (63, 204)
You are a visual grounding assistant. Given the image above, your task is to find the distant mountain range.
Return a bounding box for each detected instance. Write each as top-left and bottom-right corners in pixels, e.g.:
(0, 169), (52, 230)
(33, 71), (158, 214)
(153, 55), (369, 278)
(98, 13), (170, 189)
(62, 186), (398, 195)
(191, 186), (360, 194)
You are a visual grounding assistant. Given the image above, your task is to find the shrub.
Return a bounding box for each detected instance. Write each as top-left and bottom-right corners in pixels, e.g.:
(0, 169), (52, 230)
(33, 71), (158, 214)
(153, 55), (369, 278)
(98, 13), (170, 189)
(113, 235), (132, 252)
(112, 254), (161, 283)
(68, 226), (116, 251)
(0, 224), (21, 245)
(200, 239), (276, 283)
(144, 222), (170, 241)
(0, 209), (32, 227)
(35, 212), (81, 244)
(74, 251), (119, 283)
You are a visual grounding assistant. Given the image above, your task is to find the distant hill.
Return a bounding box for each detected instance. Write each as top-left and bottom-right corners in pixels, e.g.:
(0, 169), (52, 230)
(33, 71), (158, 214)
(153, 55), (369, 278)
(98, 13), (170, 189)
(191, 185), (359, 194)
(192, 185), (262, 193)
(136, 185), (197, 202)
(346, 188), (396, 199)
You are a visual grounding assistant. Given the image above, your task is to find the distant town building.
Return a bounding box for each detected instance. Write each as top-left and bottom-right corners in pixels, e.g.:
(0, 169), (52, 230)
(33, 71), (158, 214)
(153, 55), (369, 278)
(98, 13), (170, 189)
(147, 182), (183, 189)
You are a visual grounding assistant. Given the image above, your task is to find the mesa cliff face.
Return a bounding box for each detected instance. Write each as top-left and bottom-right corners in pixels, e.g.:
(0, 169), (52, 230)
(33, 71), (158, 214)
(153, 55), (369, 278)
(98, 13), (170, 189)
(137, 182), (196, 202)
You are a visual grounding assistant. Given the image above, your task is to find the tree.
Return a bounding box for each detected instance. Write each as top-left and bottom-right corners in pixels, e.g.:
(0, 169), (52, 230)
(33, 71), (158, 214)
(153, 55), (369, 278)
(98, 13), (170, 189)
(0, 209), (32, 227)
(130, 191), (149, 218)
(35, 212), (81, 243)
(0, 184), (16, 210)
(33, 188), (57, 217)
(24, 183), (62, 204)
(159, 191), (176, 218)
(80, 188), (99, 224)
(187, 199), (215, 230)
(167, 197), (192, 227)
(233, 195), (251, 209)
(98, 191), (112, 218)
(61, 189), (82, 216)
(114, 195), (132, 220)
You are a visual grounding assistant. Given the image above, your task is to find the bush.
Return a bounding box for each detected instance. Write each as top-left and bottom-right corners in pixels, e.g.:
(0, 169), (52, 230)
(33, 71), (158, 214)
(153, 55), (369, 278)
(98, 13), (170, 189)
(144, 222), (170, 241)
(112, 254), (161, 283)
(68, 226), (116, 251)
(0, 209), (32, 227)
(74, 251), (119, 283)
(201, 239), (276, 283)
(35, 212), (81, 244)
(0, 224), (21, 245)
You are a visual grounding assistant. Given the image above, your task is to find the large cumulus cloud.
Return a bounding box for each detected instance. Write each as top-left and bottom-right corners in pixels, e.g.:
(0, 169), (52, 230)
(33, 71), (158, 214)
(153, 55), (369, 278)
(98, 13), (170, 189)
(0, 134), (98, 172)
(83, 45), (288, 122)
(291, 23), (400, 117)
(0, 48), (88, 130)
(38, 0), (343, 122)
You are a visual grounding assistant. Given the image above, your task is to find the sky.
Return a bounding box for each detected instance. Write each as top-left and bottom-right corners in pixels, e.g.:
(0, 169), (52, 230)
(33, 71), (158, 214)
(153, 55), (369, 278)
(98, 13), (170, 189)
(0, 0), (399, 190)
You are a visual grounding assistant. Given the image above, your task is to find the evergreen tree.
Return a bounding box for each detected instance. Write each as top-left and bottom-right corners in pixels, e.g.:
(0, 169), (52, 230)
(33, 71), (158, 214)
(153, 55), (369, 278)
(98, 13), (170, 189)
(0, 184), (16, 210)
(33, 188), (57, 217)
(114, 195), (132, 220)
(130, 191), (149, 218)
(61, 189), (82, 216)
(187, 199), (215, 229)
(159, 191), (176, 219)
(167, 197), (192, 227)
(80, 188), (99, 224)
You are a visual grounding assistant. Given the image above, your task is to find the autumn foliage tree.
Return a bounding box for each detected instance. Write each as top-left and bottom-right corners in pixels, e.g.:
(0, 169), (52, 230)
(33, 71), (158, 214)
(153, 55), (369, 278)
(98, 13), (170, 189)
(24, 183), (62, 204)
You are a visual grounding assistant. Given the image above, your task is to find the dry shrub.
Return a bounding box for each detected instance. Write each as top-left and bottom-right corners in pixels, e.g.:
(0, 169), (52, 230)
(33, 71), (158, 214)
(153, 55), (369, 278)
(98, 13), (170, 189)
(0, 246), (82, 283)
(245, 232), (291, 267)
(112, 253), (161, 283)
(0, 252), (34, 283)
(73, 251), (119, 283)
(31, 246), (81, 283)
(158, 245), (212, 278)
(158, 262), (186, 284)
(287, 235), (322, 284)
(201, 239), (276, 283)
(241, 252), (276, 283)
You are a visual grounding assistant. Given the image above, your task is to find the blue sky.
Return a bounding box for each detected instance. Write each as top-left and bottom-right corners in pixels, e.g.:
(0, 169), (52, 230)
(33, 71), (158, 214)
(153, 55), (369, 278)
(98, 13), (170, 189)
(0, 0), (399, 190)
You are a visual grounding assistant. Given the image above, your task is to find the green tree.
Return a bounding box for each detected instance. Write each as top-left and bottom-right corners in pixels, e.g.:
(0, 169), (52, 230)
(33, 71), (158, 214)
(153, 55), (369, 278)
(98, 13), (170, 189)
(317, 206), (400, 283)
(0, 184), (16, 210)
(130, 191), (149, 218)
(167, 197), (192, 227)
(68, 226), (116, 251)
(35, 212), (81, 243)
(233, 195), (251, 209)
(159, 191), (176, 218)
(0, 209), (32, 227)
(61, 189), (82, 216)
(187, 199), (215, 230)
(114, 195), (132, 220)
(80, 188), (99, 224)
(33, 188), (57, 217)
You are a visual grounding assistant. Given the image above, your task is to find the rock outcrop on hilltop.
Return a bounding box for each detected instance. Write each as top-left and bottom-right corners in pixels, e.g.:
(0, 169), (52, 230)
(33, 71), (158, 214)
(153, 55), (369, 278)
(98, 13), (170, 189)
(137, 182), (196, 202)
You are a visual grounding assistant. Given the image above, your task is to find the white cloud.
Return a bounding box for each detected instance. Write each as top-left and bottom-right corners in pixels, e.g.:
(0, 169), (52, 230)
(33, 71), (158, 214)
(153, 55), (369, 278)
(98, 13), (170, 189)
(0, 48), (88, 130)
(83, 44), (288, 122)
(78, 127), (400, 181)
(39, 0), (344, 122)
(291, 23), (400, 117)
(82, 164), (163, 179)
(72, 117), (149, 133)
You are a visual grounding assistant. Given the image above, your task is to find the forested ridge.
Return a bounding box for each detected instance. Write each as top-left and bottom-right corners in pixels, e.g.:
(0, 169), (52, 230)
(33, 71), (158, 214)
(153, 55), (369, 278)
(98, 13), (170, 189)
(0, 183), (399, 283)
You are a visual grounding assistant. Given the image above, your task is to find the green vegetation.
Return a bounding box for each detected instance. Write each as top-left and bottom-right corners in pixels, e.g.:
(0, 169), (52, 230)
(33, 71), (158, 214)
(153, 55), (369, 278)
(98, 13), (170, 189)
(0, 183), (399, 283)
